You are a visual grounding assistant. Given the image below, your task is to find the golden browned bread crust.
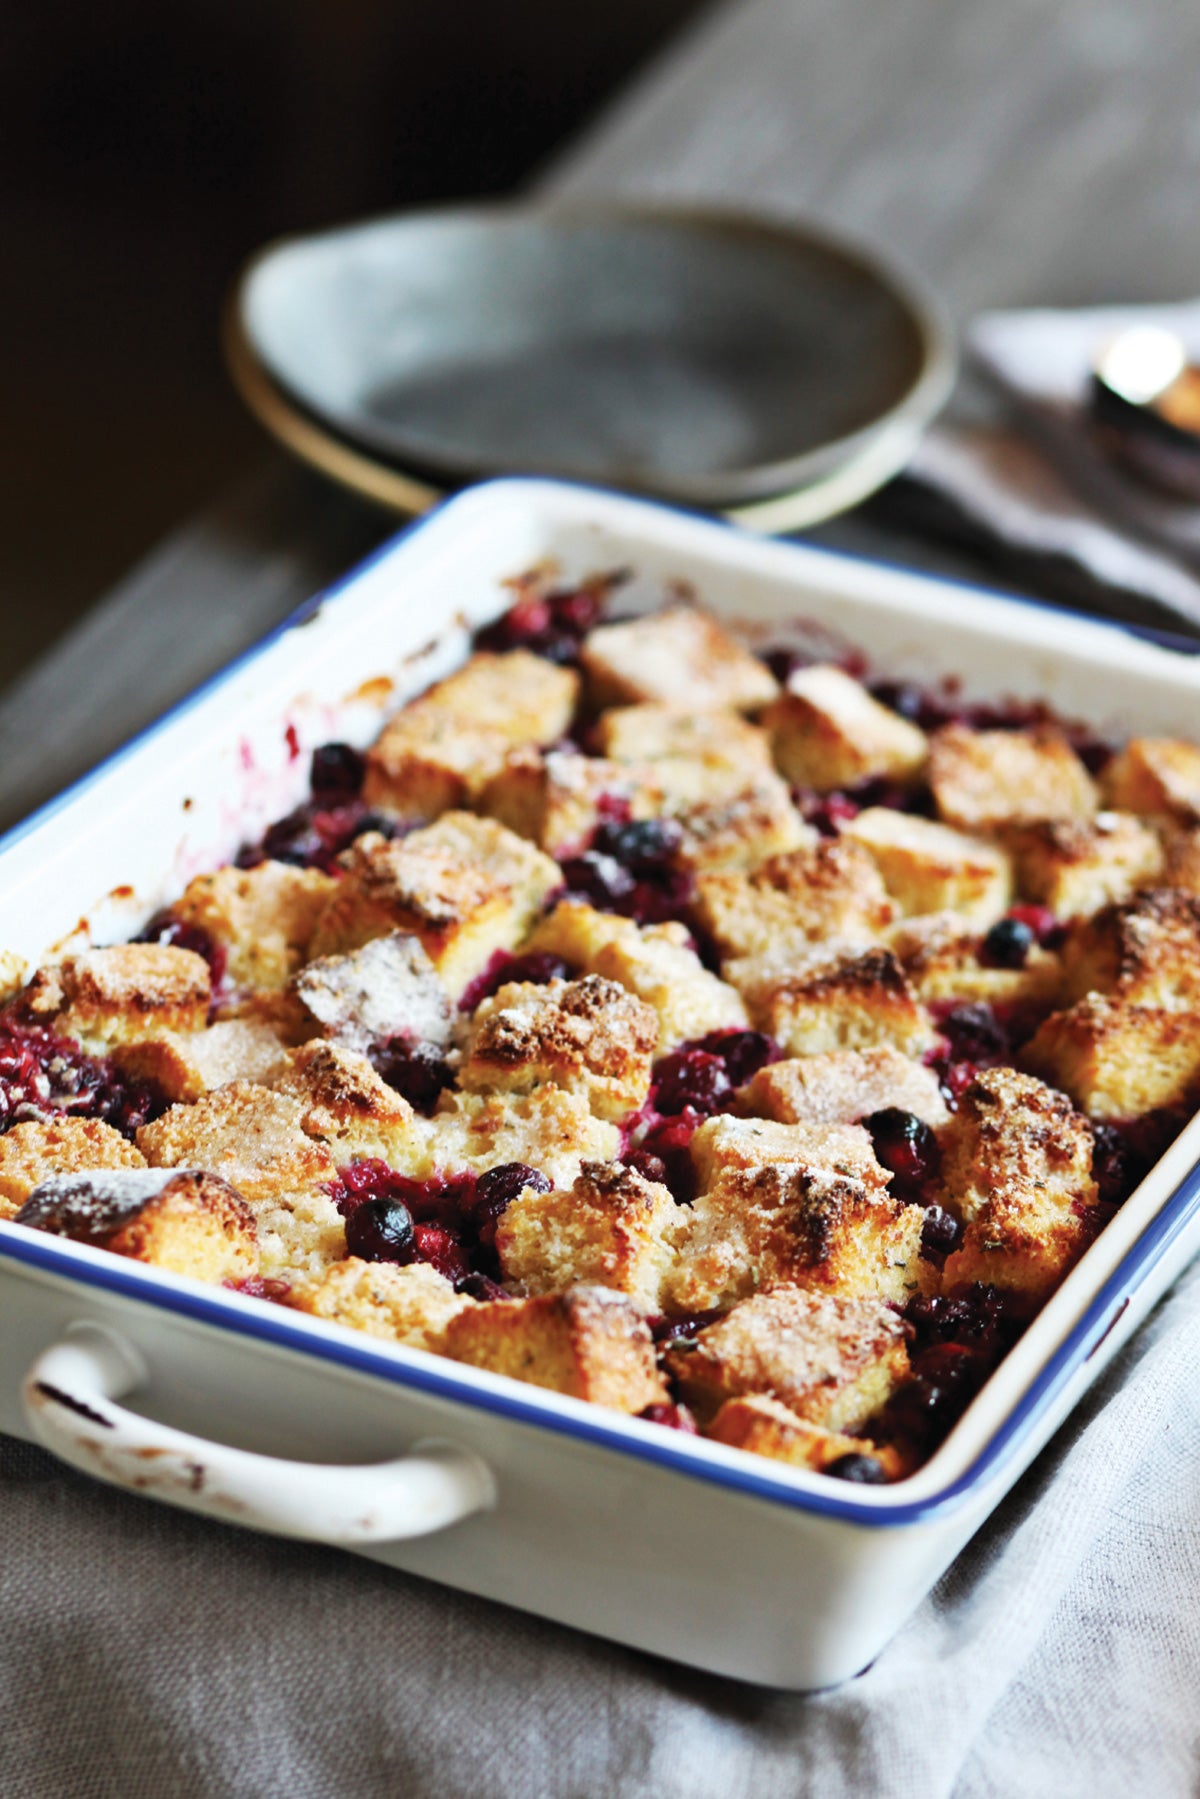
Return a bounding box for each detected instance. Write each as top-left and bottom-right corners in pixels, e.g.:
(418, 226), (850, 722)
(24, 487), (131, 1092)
(1004, 812), (1163, 919)
(21, 945), (211, 1049)
(693, 840), (895, 963)
(479, 748), (666, 858)
(597, 704), (773, 802)
(496, 1160), (681, 1310)
(272, 1040), (427, 1167)
(928, 723), (1097, 831)
(137, 1081), (337, 1202)
(1062, 888), (1200, 1009)
(888, 911), (1063, 1010)
(843, 809), (1012, 926)
(1020, 994), (1200, 1119)
(1101, 736), (1200, 824)
(670, 772), (812, 874)
(740, 1046), (948, 1129)
(0, 1117), (146, 1217)
(426, 1088), (621, 1189)
(171, 863), (335, 992)
(444, 1285), (669, 1412)
(112, 1020), (289, 1104)
(288, 1257), (473, 1349)
(581, 605), (779, 712)
(706, 1394), (903, 1477)
(16, 1167), (257, 1284)
(763, 664), (928, 793)
(459, 975), (658, 1120)
(665, 1287), (910, 1430)
(731, 944), (936, 1059)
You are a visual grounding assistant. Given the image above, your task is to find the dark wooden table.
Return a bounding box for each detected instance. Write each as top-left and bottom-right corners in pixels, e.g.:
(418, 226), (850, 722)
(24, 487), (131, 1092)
(5, 0), (1198, 834)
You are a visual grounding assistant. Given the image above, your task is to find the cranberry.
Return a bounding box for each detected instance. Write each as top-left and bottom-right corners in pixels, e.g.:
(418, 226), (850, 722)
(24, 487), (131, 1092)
(650, 1310), (722, 1347)
(476, 573), (622, 662)
(920, 1205), (962, 1256)
(935, 1001), (1010, 1064)
(981, 916), (1035, 969)
(458, 950), (573, 1012)
(623, 867), (696, 926)
(638, 1402), (699, 1434)
(226, 1275), (292, 1302)
(412, 1222), (471, 1283)
(0, 1020), (163, 1141)
(936, 1060), (979, 1109)
(825, 1452), (889, 1484)
(1006, 904), (1062, 949)
(653, 1049), (732, 1117)
(310, 741), (365, 796)
(865, 1108), (940, 1193)
(455, 1271), (508, 1302)
(796, 790), (860, 836)
(685, 1028), (781, 1088)
(627, 1113), (701, 1203)
(368, 1039), (453, 1114)
(133, 913), (227, 991)
(344, 1197), (416, 1262)
(594, 816), (683, 874)
(472, 1162), (551, 1247)
(623, 1149), (669, 1186)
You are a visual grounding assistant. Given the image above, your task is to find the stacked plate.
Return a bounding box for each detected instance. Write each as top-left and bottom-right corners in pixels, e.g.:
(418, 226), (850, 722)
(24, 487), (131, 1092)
(226, 203), (955, 532)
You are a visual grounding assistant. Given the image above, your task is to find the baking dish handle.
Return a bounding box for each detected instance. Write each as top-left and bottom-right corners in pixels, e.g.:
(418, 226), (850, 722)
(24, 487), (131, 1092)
(21, 1322), (496, 1545)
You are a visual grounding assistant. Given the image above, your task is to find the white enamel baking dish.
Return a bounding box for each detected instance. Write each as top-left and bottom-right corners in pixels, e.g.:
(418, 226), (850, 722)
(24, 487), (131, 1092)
(4, 479), (1200, 1691)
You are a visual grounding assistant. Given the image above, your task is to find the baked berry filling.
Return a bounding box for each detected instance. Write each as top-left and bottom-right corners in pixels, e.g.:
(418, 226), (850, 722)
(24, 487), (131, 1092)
(0, 1019), (162, 1140)
(327, 1158), (550, 1286)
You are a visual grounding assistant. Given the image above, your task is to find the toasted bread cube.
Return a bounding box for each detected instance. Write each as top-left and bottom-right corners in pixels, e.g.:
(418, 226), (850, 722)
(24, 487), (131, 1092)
(1162, 825), (1200, 895)
(842, 809), (1012, 926)
(741, 1047), (949, 1129)
(460, 975), (658, 1120)
(693, 840), (895, 962)
(428, 1089), (621, 1189)
(1062, 888), (1200, 1009)
(596, 705), (773, 802)
(310, 818), (560, 996)
(479, 748), (666, 858)
(669, 1113), (923, 1311)
(1005, 812), (1163, 919)
(888, 911), (1063, 1010)
(763, 665), (928, 793)
(732, 946), (936, 1059)
(112, 1020), (289, 1103)
(287, 1258), (473, 1350)
(528, 902), (749, 1050)
(937, 1067), (1098, 1307)
(707, 1395), (901, 1478)
(444, 1285), (668, 1412)
(273, 1040), (428, 1167)
(20, 945), (211, 1050)
(137, 1082), (337, 1201)
(1101, 736), (1200, 825)
(0, 951), (27, 1004)
(293, 932), (452, 1050)
(664, 1287), (909, 1430)
(16, 1167), (257, 1283)
(671, 772), (813, 873)
(171, 862), (335, 992)
(496, 1161), (682, 1311)
(929, 723), (1097, 831)
(581, 605), (778, 713)
(0, 1118), (146, 1218)
(1020, 995), (1200, 1119)
(362, 650), (579, 816)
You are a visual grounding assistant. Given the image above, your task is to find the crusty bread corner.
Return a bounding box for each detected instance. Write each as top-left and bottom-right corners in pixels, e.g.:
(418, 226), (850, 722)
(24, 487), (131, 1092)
(928, 723), (1097, 832)
(443, 1284), (669, 1413)
(16, 1167), (258, 1284)
(20, 944), (211, 1049)
(842, 808), (1012, 926)
(706, 1393), (903, 1478)
(495, 1159), (682, 1311)
(0, 1117), (147, 1217)
(1020, 993), (1200, 1119)
(692, 839), (895, 963)
(762, 663), (927, 793)
(288, 1257), (473, 1350)
(459, 974), (658, 1120)
(112, 1019), (289, 1104)
(729, 944), (936, 1060)
(738, 1045), (949, 1129)
(580, 605), (779, 713)
(171, 862), (335, 992)
(1101, 736), (1200, 825)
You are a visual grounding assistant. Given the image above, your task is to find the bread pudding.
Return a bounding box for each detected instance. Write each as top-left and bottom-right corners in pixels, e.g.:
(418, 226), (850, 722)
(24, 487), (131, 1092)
(3, 564), (1196, 1487)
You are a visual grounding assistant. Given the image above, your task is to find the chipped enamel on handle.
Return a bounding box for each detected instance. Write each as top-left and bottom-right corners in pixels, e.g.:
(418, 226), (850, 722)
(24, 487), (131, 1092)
(22, 1322), (496, 1544)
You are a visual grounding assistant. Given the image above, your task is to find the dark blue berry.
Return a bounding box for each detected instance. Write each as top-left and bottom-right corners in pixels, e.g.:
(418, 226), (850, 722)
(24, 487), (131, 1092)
(920, 1204), (962, 1255)
(310, 742), (365, 796)
(866, 1108), (939, 1188)
(825, 1453), (889, 1484)
(593, 816), (683, 872)
(344, 1198), (415, 1262)
(981, 916), (1035, 969)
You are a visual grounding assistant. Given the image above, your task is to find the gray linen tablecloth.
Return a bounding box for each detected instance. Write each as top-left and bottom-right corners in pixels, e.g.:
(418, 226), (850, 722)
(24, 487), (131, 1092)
(8, 1), (1200, 1791)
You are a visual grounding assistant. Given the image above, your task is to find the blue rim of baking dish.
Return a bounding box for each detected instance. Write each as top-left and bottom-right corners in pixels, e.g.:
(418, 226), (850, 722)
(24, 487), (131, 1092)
(3, 474), (1200, 1530)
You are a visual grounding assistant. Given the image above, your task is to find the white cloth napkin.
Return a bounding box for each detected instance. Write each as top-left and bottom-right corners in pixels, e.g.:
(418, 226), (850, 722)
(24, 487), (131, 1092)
(903, 300), (1200, 631)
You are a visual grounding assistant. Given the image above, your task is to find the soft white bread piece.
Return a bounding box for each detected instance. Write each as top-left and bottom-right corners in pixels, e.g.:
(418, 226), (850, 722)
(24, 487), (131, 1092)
(169, 862), (335, 992)
(692, 839), (895, 962)
(581, 605), (779, 713)
(740, 1046), (949, 1129)
(1004, 812), (1163, 919)
(495, 1160), (682, 1311)
(888, 911), (1063, 1010)
(20, 945), (211, 1050)
(596, 704), (773, 802)
(1020, 994), (1200, 1119)
(112, 1020), (290, 1104)
(730, 944), (936, 1059)
(15, 1167), (258, 1283)
(938, 1066), (1098, 1308)
(293, 931), (453, 1050)
(670, 772), (814, 874)
(426, 1089), (621, 1190)
(0, 1117), (147, 1218)
(273, 1040), (429, 1167)
(362, 649), (579, 817)
(842, 808), (1012, 926)
(763, 664), (928, 793)
(1101, 736), (1200, 825)
(707, 1394), (903, 1478)
(668, 1113), (924, 1311)
(459, 975), (658, 1120)
(664, 1287), (910, 1431)
(527, 901), (748, 1049)
(309, 818), (560, 996)
(443, 1285), (669, 1412)
(928, 723), (1097, 831)
(1061, 888), (1200, 1009)
(287, 1258), (473, 1350)
(478, 748), (666, 858)
(0, 952), (27, 1004)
